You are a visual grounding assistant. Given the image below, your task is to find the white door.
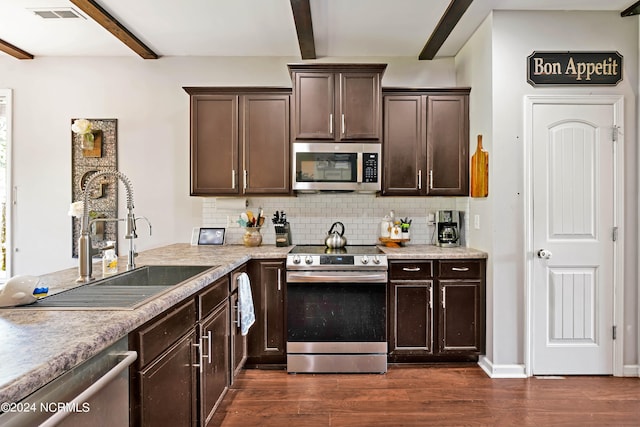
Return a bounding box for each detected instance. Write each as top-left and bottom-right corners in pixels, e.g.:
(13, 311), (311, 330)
(531, 101), (616, 375)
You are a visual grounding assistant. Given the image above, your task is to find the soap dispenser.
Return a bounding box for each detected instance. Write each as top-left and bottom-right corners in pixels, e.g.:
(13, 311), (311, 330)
(102, 242), (118, 275)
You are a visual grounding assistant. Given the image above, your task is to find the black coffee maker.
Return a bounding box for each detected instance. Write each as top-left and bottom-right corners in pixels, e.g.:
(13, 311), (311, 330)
(436, 210), (461, 247)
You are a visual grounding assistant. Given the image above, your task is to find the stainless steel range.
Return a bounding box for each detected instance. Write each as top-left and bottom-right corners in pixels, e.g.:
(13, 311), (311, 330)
(286, 245), (388, 373)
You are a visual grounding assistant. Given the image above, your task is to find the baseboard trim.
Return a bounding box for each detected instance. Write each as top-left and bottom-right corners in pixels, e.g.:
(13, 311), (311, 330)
(478, 356), (527, 378)
(622, 364), (639, 377)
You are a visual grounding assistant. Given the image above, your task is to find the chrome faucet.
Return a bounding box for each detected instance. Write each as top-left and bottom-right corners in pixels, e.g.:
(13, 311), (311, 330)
(76, 170), (151, 283)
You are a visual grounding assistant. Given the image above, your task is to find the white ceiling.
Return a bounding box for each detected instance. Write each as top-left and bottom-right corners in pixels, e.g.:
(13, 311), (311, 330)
(0, 0), (635, 59)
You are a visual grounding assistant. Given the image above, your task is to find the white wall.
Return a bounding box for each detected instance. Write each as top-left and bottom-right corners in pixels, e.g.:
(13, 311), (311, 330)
(455, 14), (494, 362)
(1, 55), (455, 275)
(456, 10), (638, 371)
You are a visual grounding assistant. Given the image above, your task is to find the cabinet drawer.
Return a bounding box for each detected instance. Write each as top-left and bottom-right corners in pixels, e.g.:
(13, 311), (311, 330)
(438, 260), (482, 279)
(389, 261), (433, 280)
(199, 276), (230, 319)
(133, 298), (197, 367)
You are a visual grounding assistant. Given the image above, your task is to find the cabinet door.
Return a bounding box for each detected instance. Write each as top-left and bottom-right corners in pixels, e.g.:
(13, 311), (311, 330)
(190, 95), (240, 195)
(137, 331), (197, 427)
(426, 95), (469, 196)
(339, 73), (381, 140)
(242, 94), (290, 194)
(292, 72), (334, 140)
(200, 301), (230, 426)
(389, 281), (433, 356)
(247, 260), (285, 363)
(383, 95), (425, 195)
(438, 281), (482, 353)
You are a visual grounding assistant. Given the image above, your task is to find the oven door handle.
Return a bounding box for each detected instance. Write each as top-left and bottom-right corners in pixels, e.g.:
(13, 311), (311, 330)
(286, 271), (387, 283)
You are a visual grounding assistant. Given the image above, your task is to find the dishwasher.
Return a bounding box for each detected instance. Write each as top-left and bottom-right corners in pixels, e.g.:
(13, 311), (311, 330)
(0, 338), (136, 426)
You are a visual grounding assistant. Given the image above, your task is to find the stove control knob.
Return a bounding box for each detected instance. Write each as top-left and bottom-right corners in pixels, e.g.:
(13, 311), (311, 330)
(372, 256), (381, 265)
(361, 255), (369, 264)
(292, 255), (301, 264)
(305, 255), (313, 265)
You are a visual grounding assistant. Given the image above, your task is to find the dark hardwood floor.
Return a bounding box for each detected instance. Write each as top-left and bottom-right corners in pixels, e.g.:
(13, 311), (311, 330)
(211, 365), (640, 426)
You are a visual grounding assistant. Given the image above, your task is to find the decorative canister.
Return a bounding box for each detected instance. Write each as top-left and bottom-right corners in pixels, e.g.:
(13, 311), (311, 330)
(243, 227), (262, 247)
(380, 215), (392, 238)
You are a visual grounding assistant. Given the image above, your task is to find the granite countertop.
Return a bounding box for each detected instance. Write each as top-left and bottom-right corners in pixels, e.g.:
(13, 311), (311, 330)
(0, 243), (487, 405)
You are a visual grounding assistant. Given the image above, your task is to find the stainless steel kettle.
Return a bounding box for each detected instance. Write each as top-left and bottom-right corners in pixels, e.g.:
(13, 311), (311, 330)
(324, 222), (347, 248)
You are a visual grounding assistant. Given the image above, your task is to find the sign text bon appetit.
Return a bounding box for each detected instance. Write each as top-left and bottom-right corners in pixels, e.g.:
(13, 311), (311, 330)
(527, 51), (623, 86)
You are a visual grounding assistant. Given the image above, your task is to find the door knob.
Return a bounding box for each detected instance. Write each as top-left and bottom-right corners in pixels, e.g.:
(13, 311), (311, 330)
(537, 249), (552, 259)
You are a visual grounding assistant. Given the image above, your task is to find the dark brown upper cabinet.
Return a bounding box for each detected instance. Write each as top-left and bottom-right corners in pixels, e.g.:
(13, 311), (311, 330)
(184, 87), (291, 196)
(288, 64), (386, 142)
(382, 89), (470, 196)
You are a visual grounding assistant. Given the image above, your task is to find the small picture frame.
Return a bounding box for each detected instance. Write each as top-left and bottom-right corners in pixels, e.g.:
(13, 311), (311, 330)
(192, 227), (225, 245)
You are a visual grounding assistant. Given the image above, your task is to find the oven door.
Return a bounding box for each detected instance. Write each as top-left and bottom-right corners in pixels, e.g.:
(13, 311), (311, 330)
(287, 271), (387, 351)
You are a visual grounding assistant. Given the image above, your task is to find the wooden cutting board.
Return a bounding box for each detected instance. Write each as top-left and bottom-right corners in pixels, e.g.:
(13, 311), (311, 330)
(471, 134), (488, 197)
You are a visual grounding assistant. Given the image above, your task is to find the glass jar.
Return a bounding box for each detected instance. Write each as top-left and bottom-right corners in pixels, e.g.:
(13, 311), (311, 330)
(243, 227), (262, 247)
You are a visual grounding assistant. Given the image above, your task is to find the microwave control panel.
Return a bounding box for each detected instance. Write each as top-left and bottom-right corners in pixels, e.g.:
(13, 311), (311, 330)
(363, 153), (379, 183)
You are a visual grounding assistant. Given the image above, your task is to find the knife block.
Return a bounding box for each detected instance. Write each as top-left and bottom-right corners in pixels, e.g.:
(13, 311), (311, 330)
(275, 223), (292, 247)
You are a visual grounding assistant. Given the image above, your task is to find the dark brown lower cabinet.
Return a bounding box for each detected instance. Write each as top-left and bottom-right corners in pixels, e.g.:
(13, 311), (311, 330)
(246, 259), (286, 365)
(388, 259), (485, 363)
(200, 301), (229, 426)
(130, 275), (232, 427)
(138, 331), (198, 426)
(438, 280), (482, 353)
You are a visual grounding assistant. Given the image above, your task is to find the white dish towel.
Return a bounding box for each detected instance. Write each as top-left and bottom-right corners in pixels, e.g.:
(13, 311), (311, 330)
(237, 272), (255, 336)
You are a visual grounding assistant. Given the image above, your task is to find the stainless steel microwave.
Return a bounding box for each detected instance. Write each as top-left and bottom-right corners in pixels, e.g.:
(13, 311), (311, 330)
(292, 142), (381, 192)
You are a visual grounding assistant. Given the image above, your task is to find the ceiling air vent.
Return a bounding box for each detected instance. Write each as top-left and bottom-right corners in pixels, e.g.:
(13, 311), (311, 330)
(30, 8), (86, 19)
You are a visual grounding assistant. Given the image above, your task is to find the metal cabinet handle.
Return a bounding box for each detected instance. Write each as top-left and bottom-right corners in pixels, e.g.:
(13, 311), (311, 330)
(204, 330), (212, 364)
(418, 170), (422, 190)
(233, 303), (241, 329)
(231, 170), (236, 189)
(429, 170), (433, 190)
(277, 268), (281, 291)
(442, 287), (446, 309)
(243, 169), (248, 190)
(402, 267), (421, 272)
(329, 113), (333, 134)
(452, 267), (470, 272)
(429, 287), (433, 309)
(341, 113), (345, 135)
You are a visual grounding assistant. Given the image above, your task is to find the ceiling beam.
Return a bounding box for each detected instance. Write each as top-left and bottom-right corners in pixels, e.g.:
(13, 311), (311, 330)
(419, 0), (473, 60)
(69, 0), (158, 59)
(621, 1), (640, 16)
(0, 38), (33, 60)
(290, 0), (316, 60)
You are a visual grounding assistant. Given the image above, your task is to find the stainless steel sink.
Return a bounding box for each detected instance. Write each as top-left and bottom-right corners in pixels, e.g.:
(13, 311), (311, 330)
(17, 265), (217, 310)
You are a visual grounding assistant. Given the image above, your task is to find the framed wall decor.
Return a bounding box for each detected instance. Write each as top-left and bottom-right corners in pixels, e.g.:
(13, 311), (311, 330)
(71, 118), (118, 258)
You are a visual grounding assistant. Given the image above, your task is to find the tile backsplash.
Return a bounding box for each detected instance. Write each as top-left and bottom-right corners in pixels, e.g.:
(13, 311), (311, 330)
(202, 194), (469, 246)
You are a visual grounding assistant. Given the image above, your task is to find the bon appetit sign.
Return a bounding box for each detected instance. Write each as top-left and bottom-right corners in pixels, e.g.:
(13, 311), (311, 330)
(527, 51), (623, 86)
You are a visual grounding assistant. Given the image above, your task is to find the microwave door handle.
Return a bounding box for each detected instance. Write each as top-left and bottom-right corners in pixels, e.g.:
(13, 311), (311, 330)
(357, 152), (363, 183)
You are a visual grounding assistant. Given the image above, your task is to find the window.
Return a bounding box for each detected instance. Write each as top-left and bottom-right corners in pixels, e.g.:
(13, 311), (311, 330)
(0, 89), (12, 281)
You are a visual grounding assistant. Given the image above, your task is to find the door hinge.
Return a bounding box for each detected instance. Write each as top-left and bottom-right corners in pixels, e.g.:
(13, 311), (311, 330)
(612, 226), (619, 242)
(612, 325), (617, 340)
(612, 126), (620, 142)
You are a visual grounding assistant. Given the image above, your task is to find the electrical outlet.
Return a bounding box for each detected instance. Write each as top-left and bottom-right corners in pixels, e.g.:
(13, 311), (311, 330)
(474, 214), (480, 230)
(227, 215), (239, 228)
(427, 212), (435, 225)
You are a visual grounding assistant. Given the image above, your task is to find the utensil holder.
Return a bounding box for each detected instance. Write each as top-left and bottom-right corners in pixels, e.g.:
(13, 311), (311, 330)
(243, 227), (262, 247)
